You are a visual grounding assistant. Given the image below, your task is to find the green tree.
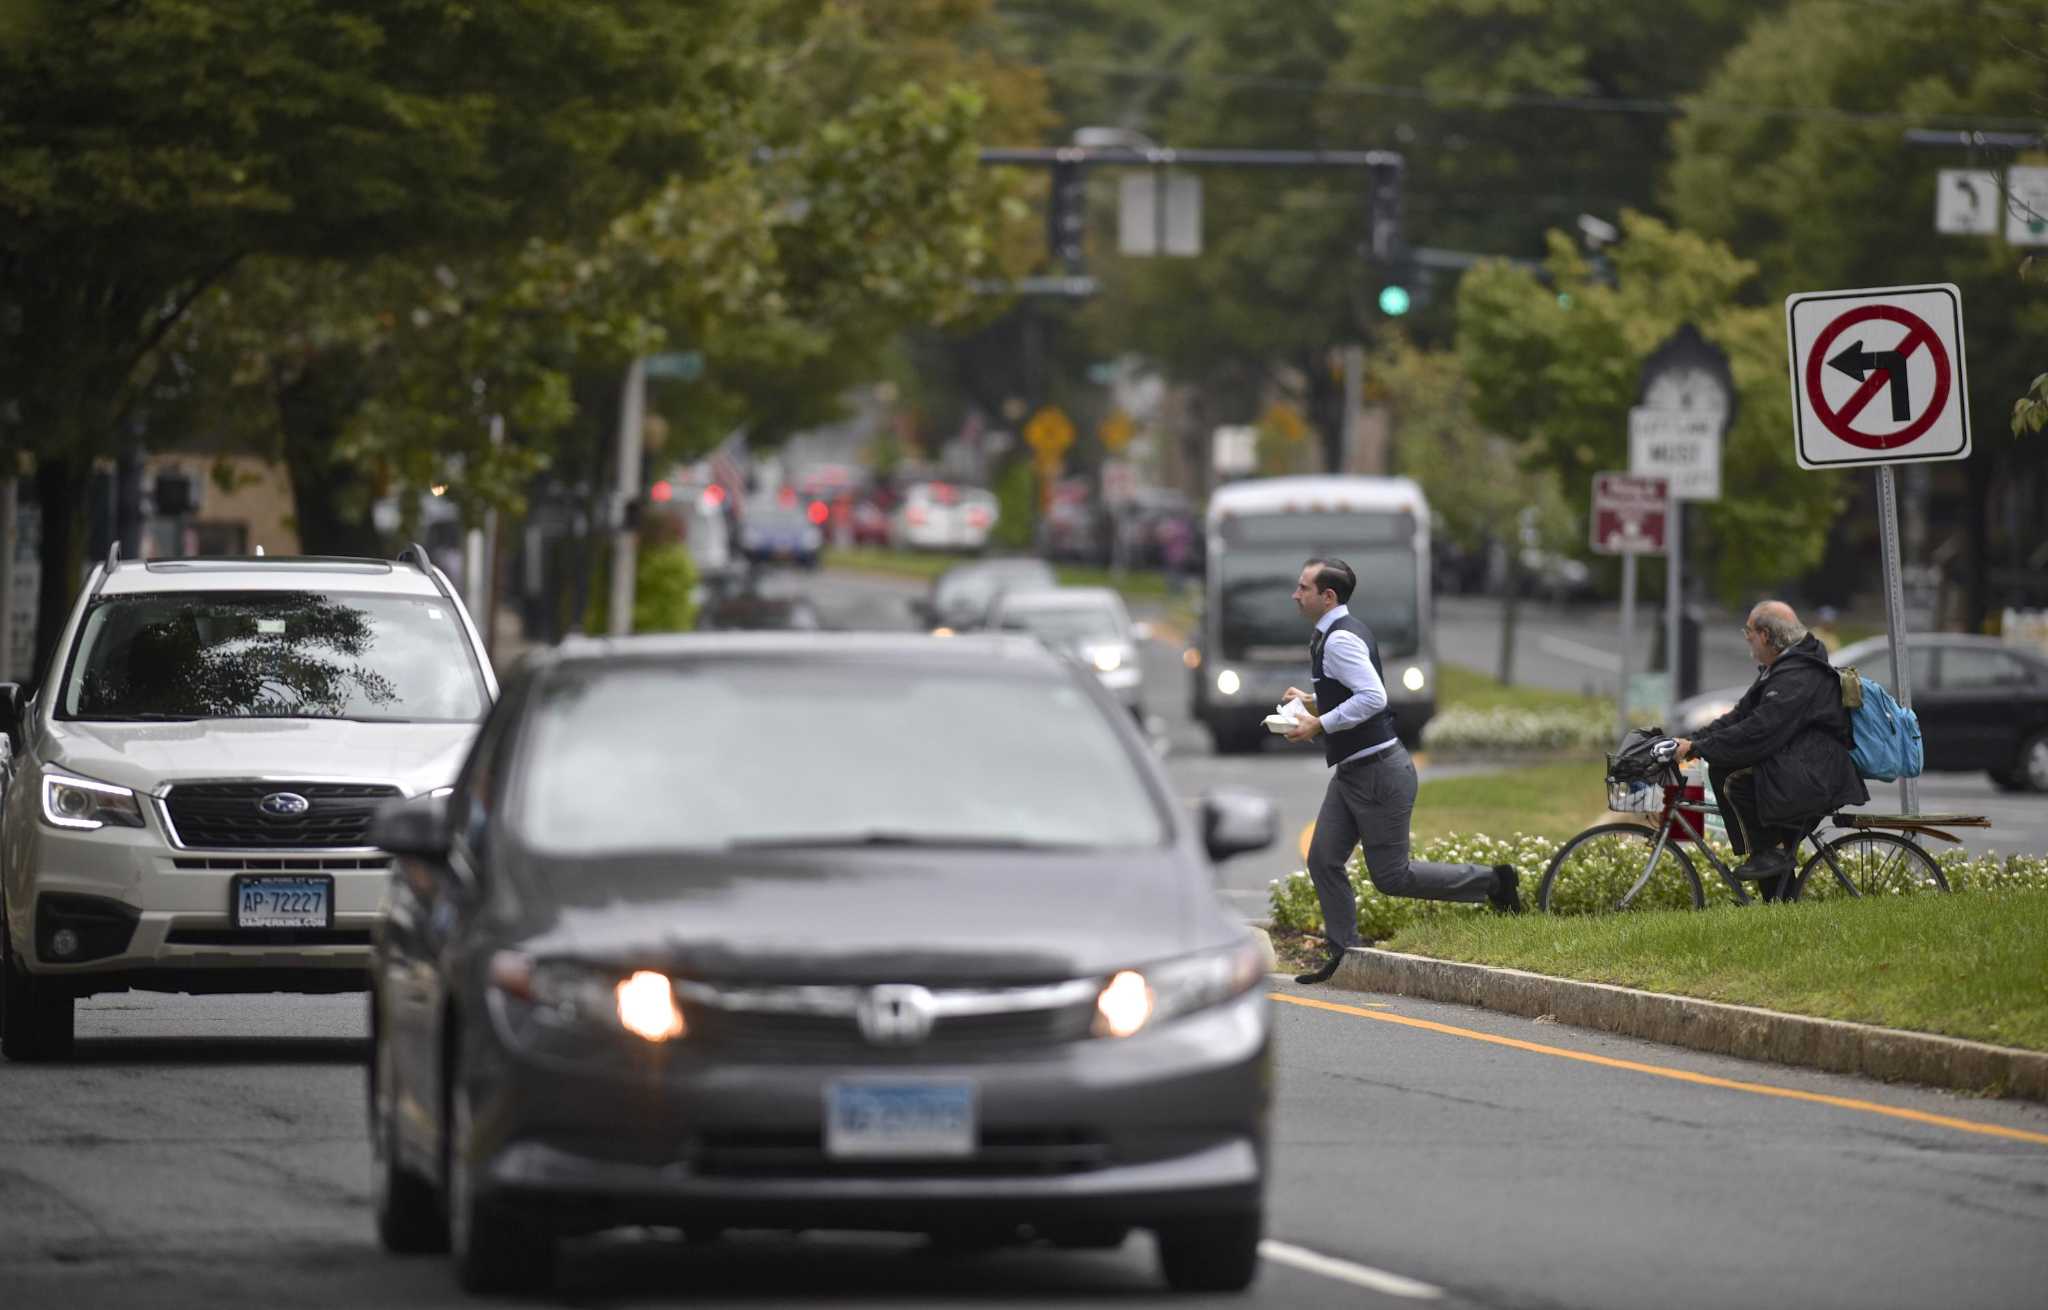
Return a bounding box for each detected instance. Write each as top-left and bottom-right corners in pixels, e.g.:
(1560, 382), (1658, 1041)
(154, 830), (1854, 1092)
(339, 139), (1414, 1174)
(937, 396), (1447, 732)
(1457, 213), (1847, 602)
(2, 0), (748, 667)
(1665, 0), (2048, 625)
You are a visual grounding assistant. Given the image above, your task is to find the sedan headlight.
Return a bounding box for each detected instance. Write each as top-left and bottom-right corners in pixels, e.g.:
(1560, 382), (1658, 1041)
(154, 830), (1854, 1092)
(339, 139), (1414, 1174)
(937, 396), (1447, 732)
(1090, 645), (1124, 674)
(1402, 665), (1427, 693)
(1092, 937), (1266, 1039)
(41, 771), (146, 831)
(488, 952), (687, 1047)
(1215, 668), (1241, 696)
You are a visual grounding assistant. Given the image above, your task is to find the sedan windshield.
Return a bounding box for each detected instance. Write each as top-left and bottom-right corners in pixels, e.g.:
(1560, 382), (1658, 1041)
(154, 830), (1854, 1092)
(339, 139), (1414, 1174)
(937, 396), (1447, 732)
(518, 659), (1166, 853)
(997, 603), (1126, 644)
(61, 591), (488, 723)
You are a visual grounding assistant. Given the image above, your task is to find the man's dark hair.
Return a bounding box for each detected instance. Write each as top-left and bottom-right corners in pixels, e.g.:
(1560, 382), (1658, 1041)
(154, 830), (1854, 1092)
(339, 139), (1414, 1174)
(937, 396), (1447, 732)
(1304, 557), (1356, 604)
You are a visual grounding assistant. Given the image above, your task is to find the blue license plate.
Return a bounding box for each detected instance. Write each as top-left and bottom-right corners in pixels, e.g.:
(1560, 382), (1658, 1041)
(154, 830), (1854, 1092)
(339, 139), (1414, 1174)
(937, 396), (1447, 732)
(824, 1079), (975, 1159)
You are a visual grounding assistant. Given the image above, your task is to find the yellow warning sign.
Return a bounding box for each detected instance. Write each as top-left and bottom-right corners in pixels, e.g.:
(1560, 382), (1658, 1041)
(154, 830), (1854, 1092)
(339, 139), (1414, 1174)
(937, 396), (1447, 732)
(1098, 408), (1135, 452)
(1024, 405), (1076, 457)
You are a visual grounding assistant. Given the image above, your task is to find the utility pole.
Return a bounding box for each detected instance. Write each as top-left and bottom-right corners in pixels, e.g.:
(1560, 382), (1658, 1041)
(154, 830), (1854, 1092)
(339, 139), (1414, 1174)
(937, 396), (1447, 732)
(606, 358), (647, 638)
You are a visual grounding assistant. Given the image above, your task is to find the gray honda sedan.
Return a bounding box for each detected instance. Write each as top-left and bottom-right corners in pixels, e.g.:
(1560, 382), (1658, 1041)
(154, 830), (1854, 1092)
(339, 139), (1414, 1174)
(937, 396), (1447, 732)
(366, 633), (1277, 1294)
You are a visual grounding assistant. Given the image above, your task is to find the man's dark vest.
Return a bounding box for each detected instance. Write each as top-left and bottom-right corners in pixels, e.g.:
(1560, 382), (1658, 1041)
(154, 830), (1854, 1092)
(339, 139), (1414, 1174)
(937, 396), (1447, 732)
(1311, 612), (1400, 767)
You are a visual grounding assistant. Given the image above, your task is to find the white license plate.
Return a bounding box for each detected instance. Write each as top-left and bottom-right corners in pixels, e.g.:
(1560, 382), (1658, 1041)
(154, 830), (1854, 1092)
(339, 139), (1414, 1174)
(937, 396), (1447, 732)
(232, 875), (332, 929)
(824, 1079), (976, 1159)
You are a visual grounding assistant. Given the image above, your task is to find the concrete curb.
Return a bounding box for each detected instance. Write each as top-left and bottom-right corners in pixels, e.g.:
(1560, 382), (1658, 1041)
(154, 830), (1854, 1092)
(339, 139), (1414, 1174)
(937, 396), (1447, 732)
(1303, 945), (2048, 1103)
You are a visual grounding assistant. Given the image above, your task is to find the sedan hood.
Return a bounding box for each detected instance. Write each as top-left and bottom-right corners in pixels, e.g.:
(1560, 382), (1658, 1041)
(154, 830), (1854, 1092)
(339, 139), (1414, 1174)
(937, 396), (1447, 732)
(512, 845), (1224, 985)
(43, 718), (479, 795)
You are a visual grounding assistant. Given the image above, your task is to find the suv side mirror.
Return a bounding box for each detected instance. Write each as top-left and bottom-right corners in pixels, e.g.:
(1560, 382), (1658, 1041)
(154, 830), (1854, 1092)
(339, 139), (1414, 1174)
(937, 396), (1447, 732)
(908, 597), (934, 627)
(1199, 789), (1277, 863)
(371, 794), (452, 859)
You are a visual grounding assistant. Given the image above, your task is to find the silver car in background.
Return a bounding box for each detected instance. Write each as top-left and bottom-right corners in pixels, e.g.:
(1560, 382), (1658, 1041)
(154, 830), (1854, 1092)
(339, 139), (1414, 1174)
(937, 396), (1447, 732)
(989, 586), (1147, 720)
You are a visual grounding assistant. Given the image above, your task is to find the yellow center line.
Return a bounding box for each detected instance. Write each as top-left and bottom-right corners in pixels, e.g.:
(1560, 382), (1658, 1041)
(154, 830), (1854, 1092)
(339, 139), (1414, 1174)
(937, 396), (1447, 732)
(1271, 992), (2048, 1148)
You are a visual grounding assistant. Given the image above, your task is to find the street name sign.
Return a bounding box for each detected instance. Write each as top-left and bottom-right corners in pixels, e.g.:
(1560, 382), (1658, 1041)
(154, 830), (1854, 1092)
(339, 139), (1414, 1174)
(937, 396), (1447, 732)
(2006, 165), (2048, 246)
(1785, 283), (1970, 470)
(1934, 169), (2001, 236)
(1589, 473), (1669, 555)
(1627, 408), (1721, 501)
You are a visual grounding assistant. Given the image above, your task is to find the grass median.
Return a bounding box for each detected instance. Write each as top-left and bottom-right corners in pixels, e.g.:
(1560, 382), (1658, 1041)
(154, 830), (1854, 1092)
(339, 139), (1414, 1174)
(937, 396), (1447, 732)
(1373, 890), (2048, 1053)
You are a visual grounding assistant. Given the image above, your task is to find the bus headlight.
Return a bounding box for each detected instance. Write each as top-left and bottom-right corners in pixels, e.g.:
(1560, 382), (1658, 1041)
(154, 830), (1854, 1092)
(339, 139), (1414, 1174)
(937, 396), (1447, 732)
(1402, 665), (1426, 693)
(1215, 668), (1241, 696)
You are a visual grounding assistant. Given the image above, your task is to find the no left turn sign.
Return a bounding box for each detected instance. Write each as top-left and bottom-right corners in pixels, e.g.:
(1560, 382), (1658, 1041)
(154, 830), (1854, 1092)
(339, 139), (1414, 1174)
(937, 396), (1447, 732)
(1785, 283), (1969, 470)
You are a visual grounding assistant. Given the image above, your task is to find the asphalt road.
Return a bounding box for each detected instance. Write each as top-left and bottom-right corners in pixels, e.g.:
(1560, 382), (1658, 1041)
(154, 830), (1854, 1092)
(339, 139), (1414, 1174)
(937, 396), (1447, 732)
(6, 981), (2047, 1308)
(6, 562), (2045, 1309)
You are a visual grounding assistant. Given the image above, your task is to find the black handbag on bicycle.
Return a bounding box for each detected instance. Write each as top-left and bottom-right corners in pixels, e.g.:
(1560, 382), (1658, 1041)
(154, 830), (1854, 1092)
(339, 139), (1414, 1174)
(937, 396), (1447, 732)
(1606, 726), (1672, 784)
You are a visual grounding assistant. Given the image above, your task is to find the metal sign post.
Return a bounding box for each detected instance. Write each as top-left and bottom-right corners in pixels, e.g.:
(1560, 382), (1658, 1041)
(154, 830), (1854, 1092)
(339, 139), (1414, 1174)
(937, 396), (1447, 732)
(1875, 466), (1918, 814)
(1590, 472), (1669, 741)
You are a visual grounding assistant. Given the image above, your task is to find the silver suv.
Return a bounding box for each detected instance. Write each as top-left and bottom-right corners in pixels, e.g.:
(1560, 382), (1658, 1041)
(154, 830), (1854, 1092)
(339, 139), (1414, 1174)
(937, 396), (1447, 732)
(0, 548), (497, 1060)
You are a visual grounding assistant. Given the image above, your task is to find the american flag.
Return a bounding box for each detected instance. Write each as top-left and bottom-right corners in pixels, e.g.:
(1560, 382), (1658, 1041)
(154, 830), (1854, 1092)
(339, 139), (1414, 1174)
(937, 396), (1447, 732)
(707, 428), (750, 496)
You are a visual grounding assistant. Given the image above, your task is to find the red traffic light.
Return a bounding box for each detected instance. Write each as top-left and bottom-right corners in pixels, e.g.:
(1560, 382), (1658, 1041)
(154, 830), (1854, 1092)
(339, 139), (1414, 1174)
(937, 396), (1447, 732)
(649, 480), (674, 503)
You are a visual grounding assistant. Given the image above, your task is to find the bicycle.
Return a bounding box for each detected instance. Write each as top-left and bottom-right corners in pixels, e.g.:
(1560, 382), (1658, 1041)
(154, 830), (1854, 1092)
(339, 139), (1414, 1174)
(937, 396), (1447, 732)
(1537, 755), (1988, 914)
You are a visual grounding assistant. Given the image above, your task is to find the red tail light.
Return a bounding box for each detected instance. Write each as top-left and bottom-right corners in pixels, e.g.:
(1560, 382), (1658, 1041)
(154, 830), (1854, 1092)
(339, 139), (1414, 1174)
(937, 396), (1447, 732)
(966, 509), (990, 528)
(806, 501), (829, 525)
(907, 507), (928, 526)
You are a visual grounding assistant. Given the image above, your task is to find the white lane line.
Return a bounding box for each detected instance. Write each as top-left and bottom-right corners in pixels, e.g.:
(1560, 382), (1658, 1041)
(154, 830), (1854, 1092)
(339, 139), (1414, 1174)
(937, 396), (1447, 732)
(1537, 633), (1623, 673)
(1260, 1239), (1444, 1299)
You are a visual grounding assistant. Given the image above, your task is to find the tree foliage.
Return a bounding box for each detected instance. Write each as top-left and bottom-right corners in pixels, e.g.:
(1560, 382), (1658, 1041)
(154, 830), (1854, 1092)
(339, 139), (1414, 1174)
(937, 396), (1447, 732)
(1457, 213), (1847, 602)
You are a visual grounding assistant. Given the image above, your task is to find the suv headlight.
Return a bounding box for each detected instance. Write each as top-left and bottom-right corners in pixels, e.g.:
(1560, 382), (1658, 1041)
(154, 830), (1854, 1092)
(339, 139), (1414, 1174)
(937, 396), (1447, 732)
(487, 952), (686, 1048)
(41, 771), (147, 832)
(1093, 936), (1266, 1038)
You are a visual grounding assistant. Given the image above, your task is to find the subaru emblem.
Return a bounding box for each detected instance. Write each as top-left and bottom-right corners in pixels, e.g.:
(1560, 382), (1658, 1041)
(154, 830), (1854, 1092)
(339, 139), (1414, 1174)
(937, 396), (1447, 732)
(258, 791), (311, 818)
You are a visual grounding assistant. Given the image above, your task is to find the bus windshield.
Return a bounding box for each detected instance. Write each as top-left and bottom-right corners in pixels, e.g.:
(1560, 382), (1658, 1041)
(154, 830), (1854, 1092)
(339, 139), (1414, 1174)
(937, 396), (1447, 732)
(1211, 511), (1420, 660)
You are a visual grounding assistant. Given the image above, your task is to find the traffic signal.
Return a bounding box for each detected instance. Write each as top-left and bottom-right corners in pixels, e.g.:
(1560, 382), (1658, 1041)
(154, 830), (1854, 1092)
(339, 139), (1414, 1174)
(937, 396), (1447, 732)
(1377, 283), (1412, 317)
(1047, 160), (1087, 271)
(1365, 156), (1404, 262)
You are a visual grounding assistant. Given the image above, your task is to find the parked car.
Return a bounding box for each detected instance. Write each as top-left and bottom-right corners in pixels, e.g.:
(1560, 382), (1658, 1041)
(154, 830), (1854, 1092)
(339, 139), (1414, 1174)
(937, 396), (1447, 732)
(0, 547), (498, 1060)
(366, 632), (1277, 1293)
(1671, 633), (2048, 791)
(990, 586), (1145, 720)
(894, 481), (998, 553)
(917, 556), (1057, 632)
(738, 496), (824, 569)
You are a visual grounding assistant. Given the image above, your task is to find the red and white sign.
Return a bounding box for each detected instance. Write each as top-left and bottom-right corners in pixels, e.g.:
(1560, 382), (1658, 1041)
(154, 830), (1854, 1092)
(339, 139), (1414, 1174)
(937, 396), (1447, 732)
(1590, 473), (1668, 555)
(1786, 283), (1970, 470)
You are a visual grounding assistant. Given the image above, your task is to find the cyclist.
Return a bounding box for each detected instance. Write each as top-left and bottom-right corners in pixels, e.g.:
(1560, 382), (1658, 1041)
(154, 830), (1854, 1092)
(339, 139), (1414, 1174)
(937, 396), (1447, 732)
(1674, 601), (1867, 900)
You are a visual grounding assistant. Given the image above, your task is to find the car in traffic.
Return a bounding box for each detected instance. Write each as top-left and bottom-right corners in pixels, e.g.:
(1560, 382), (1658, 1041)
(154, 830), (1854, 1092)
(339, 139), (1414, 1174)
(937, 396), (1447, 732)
(738, 497), (824, 569)
(893, 481), (998, 553)
(915, 556), (1058, 633)
(365, 632), (1277, 1294)
(0, 546), (497, 1061)
(989, 586), (1146, 720)
(1671, 632), (2048, 791)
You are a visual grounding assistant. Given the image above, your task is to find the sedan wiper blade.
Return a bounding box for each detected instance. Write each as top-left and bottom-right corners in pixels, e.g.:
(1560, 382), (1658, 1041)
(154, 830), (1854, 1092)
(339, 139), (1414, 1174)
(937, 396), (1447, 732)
(728, 831), (1079, 851)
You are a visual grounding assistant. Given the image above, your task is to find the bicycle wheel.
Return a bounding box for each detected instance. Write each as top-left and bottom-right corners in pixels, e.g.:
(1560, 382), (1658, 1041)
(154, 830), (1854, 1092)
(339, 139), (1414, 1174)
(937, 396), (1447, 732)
(1539, 822), (1705, 914)
(1794, 832), (1948, 900)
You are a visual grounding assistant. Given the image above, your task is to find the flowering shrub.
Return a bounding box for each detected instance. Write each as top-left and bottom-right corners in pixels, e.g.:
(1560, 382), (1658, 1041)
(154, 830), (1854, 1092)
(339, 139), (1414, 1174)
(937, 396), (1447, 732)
(1421, 705), (1634, 754)
(1268, 828), (2048, 939)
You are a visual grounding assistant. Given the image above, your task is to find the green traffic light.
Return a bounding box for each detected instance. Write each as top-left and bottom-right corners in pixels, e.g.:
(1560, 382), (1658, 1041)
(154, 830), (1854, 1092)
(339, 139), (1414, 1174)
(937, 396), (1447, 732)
(1378, 284), (1411, 316)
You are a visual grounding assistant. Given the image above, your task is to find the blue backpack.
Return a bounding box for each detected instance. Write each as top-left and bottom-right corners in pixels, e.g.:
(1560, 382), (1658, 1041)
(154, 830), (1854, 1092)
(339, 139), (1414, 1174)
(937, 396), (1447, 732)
(1840, 669), (1923, 782)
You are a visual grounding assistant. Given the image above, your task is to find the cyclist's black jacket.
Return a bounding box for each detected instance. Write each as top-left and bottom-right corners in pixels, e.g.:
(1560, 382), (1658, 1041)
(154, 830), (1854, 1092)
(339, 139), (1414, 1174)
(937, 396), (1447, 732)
(1691, 633), (1868, 826)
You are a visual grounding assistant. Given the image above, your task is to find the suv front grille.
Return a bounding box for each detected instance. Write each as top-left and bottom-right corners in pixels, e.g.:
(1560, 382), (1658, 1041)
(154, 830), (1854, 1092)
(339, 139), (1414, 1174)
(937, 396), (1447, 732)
(164, 782), (402, 849)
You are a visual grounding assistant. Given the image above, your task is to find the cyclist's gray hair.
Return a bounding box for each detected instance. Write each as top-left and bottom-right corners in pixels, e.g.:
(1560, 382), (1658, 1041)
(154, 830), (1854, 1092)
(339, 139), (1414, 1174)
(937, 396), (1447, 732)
(1750, 603), (1807, 653)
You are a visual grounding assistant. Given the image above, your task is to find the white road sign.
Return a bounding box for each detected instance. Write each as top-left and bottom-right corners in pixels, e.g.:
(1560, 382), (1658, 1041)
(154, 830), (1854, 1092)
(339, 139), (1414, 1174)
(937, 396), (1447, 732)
(1785, 283), (1970, 470)
(1628, 408), (1721, 501)
(1934, 169), (2000, 236)
(2006, 165), (2048, 247)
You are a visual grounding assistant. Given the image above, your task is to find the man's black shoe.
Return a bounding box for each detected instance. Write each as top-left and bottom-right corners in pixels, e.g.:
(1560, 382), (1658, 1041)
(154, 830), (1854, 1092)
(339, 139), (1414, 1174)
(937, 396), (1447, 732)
(1293, 948), (1348, 985)
(1732, 846), (1794, 882)
(1488, 864), (1524, 913)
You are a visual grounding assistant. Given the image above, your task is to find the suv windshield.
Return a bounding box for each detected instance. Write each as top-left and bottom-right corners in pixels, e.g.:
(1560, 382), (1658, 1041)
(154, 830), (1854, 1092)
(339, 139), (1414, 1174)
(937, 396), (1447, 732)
(518, 659), (1166, 854)
(61, 591), (488, 723)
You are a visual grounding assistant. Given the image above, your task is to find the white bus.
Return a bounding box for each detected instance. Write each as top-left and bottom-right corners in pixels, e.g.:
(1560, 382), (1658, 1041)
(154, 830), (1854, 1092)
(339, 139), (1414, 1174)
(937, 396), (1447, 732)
(1192, 475), (1436, 754)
